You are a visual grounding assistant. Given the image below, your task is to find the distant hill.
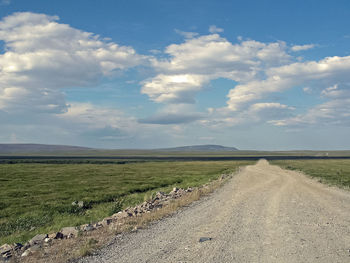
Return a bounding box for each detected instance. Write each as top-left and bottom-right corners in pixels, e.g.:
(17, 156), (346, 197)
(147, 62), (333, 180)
(0, 144), (92, 154)
(157, 145), (238, 152)
(0, 143), (239, 155)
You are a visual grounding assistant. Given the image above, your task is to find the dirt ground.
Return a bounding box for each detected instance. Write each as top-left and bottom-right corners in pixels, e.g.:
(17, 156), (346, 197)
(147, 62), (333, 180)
(79, 160), (350, 263)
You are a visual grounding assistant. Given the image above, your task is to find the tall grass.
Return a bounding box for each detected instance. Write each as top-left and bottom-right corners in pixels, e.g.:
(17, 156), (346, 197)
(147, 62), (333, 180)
(271, 159), (350, 188)
(0, 160), (251, 244)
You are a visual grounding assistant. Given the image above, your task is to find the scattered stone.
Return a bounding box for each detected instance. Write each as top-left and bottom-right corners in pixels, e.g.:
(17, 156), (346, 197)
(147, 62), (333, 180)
(49, 232), (64, 239)
(29, 234), (48, 246)
(21, 250), (30, 257)
(155, 191), (166, 200)
(12, 243), (23, 251)
(93, 222), (103, 229)
(21, 242), (30, 251)
(199, 237), (212, 243)
(72, 200), (85, 207)
(81, 224), (95, 232)
(219, 174), (229, 180)
(2, 252), (12, 259)
(112, 210), (129, 219)
(44, 238), (52, 243)
(10, 243), (23, 257)
(21, 244), (41, 257)
(0, 244), (11, 254)
(0, 244), (12, 259)
(102, 217), (113, 227)
(60, 227), (78, 238)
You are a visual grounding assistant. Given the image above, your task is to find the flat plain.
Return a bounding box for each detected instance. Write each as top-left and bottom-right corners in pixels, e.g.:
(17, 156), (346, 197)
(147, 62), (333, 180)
(271, 159), (350, 188)
(0, 160), (251, 244)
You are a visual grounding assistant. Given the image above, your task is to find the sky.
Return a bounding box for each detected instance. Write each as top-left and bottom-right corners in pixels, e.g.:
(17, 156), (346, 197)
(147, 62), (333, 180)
(1, 0), (350, 150)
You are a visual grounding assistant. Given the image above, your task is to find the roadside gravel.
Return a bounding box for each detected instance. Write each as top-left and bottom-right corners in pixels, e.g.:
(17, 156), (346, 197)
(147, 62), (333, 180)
(79, 160), (350, 263)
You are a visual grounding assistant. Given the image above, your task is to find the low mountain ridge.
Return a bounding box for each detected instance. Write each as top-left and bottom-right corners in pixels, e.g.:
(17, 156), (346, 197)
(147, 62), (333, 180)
(0, 143), (238, 154)
(158, 144), (238, 152)
(0, 144), (92, 154)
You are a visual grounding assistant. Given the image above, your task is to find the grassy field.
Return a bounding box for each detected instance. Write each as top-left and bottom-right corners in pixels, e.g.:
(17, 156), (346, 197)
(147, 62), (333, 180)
(271, 159), (350, 188)
(0, 160), (252, 244)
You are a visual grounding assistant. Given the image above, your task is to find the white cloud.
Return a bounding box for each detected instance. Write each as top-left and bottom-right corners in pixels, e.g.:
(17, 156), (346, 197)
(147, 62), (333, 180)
(199, 102), (295, 128)
(0, 12), (145, 113)
(249, 102), (294, 112)
(54, 102), (201, 146)
(303, 87), (312, 93)
(142, 34), (291, 104)
(141, 74), (210, 103)
(59, 103), (134, 130)
(208, 25), (223, 33)
(290, 44), (315, 52)
(174, 29), (199, 39)
(143, 31), (349, 130)
(226, 55), (350, 111)
(2, 11), (349, 143)
(270, 98), (350, 127)
(0, 101), (139, 145)
(320, 84), (350, 98)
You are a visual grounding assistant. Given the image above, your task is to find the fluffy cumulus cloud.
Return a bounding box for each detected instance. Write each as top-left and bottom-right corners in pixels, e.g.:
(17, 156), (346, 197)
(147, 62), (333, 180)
(200, 102), (295, 128)
(0, 12), (145, 113)
(142, 31), (350, 128)
(142, 34), (291, 104)
(228, 55), (350, 127)
(270, 99), (350, 127)
(227, 55), (350, 111)
(290, 44), (315, 52)
(141, 33), (304, 126)
(270, 83), (350, 127)
(142, 74), (210, 103)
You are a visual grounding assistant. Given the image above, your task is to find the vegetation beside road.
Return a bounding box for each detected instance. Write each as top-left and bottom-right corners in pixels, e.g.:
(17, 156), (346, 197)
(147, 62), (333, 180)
(0, 160), (251, 244)
(271, 159), (350, 188)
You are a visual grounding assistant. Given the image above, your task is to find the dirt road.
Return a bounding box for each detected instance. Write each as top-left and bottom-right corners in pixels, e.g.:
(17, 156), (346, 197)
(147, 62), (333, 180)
(80, 160), (350, 263)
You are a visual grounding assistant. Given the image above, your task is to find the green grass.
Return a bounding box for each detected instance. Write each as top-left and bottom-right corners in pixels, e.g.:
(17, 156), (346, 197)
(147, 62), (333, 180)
(0, 160), (251, 244)
(271, 159), (350, 188)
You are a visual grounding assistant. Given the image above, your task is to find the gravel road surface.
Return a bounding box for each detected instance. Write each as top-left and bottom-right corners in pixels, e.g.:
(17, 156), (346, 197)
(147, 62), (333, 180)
(80, 160), (350, 263)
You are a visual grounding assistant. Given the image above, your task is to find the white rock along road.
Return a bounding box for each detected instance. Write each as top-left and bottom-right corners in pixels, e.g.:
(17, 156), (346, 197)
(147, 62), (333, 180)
(80, 160), (350, 263)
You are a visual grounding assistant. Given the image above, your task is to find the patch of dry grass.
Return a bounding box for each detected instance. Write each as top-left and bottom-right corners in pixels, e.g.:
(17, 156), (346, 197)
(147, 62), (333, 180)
(78, 238), (99, 257)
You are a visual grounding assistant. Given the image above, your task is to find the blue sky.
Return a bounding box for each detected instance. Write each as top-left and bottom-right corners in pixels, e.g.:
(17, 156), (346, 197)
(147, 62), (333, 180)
(1, 0), (350, 150)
